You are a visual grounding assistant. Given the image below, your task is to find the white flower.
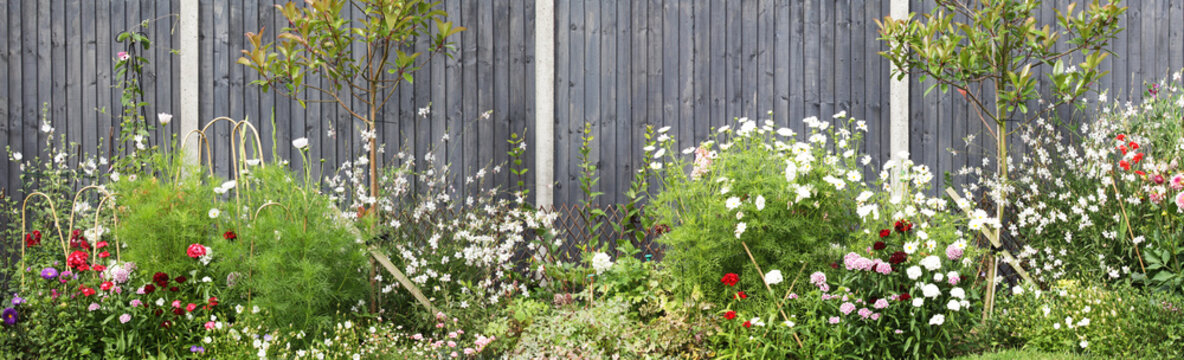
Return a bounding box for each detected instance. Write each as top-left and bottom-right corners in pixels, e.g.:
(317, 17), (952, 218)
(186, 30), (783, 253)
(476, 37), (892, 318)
(1012, 285), (1024, 295)
(591, 252), (613, 275)
(292, 137), (309, 150)
(735, 222), (747, 239)
(208, 208), (221, 219)
(950, 287), (965, 299)
(725, 197), (742, 210)
(11, 152), (22, 161)
(777, 128), (795, 137)
(649, 162), (663, 170)
(657, 126), (671, 133)
(782, 320), (795, 327)
(158, 112), (173, 126)
(903, 241), (918, 254)
(921, 283), (941, 298)
(653, 148), (667, 159)
(919, 255), (942, 271)
(912, 297), (925, 307)
(946, 299), (962, 312)
(906, 266), (922, 280)
(764, 270), (783, 285)
(928, 314), (945, 326)
(933, 272), (944, 282)
(754, 195), (766, 211)
(748, 317), (766, 327)
(784, 161), (799, 183)
(1080, 340), (1088, 349)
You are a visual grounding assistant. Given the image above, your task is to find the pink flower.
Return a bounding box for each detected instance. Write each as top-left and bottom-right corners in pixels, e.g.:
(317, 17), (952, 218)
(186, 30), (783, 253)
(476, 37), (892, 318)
(448, 331), (458, 338)
(946, 244), (963, 260)
(88, 303), (101, 311)
(411, 333), (424, 341)
(464, 348), (476, 355)
(840, 302), (856, 315)
(874, 298), (890, 309)
(119, 313), (131, 324)
(1172, 174), (1184, 190)
(205, 321), (216, 330)
(809, 271), (827, 286)
(871, 313), (881, 320)
(130, 299), (143, 307)
(1151, 192), (1166, 204)
(117, 51), (130, 61)
(1176, 191), (1184, 209)
(172, 300), (182, 309)
(186, 243), (207, 258)
(828, 316), (841, 324)
(789, 293), (799, 299)
(948, 274), (961, 286)
(858, 307), (873, 319)
(436, 322), (445, 328)
(874, 260), (893, 274)
(447, 341), (457, 348)
(450, 352), (458, 358)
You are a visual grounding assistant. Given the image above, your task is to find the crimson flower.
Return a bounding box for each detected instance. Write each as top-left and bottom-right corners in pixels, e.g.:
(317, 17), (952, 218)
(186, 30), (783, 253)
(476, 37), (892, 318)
(96, 241), (108, 249)
(742, 320), (752, 328)
(97, 251), (110, 258)
(93, 265), (106, 272)
(889, 251), (908, 265)
(1130, 141), (1140, 150)
(830, 262), (839, 269)
(724, 311), (737, 320)
(80, 287), (96, 297)
(720, 273), (740, 287)
(161, 321), (172, 328)
(100, 282), (114, 291)
(172, 308), (184, 316)
(169, 286), (179, 292)
(1116, 134), (1126, 141)
(1119, 160), (1131, 171)
(208, 297), (219, 307)
(894, 220), (913, 233)
(174, 276), (187, 284)
(25, 231), (41, 247)
(186, 303), (197, 312)
(873, 241), (886, 250)
(153, 272), (170, 286)
(736, 291), (748, 300)
(186, 243), (207, 258)
(898, 293), (911, 301)
(878, 229), (891, 238)
(143, 284), (156, 294)
(67, 251), (89, 270)
(223, 231), (237, 240)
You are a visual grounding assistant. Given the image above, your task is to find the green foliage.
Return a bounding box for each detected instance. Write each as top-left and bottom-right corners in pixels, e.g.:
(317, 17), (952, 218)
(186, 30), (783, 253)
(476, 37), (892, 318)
(110, 165), (217, 279)
(506, 298), (709, 359)
(652, 115), (869, 309)
(507, 129), (530, 201)
(985, 282), (1184, 358)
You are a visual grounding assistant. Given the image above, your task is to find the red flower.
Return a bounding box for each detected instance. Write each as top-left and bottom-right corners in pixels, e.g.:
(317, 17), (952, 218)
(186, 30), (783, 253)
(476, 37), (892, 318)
(169, 286), (179, 292)
(1129, 141), (1139, 150)
(898, 293), (911, 301)
(174, 276), (187, 284)
(1119, 160), (1131, 171)
(1136, 170), (1146, 176)
(172, 308), (185, 316)
(80, 286), (96, 297)
(223, 231), (237, 240)
(93, 265), (106, 272)
(724, 310), (737, 320)
(1118, 145), (1128, 155)
(97, 251), (110, 258)
(1133, 153), (1144, 164)
(100, 282), (114, 291)
(143, 284), (156, 294)
(25, 231), (41, 247)
(873, 241), (887, 250)
(186, 303), (197, 312)
(742, 320), (752, 328)
(830, 262), (839, 269)
(878, 229), (891, 238)
(208, 297), (219, 307)
(889, 251), (908, 265)
(153, 309), (164, 317)
(67, 251), (89, 270)
(96, 241), (108, 249)
(78, 264), (90, 272)
(186, 243), (207, 258)
(153, 272), (170, 286)
(736, 291), (748, 300)
(1116, 134), (1126, 141)
(1154, 174), (1166, 184)
(894, 220), (913, 233)
(720, 273), (740, 287)
(160, 321), (172, 328)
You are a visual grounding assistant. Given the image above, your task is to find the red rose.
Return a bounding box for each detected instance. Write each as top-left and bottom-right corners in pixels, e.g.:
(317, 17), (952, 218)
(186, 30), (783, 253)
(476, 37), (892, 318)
(223, 231), (237, 240)
(143, 284), (156, 294)
(736, 291), (748, 300)
(93, 265), (107, 272)
(720, 273), (740, 287)
(724, 311), (737, 320)
(186, 303), (197, 312)
(898, 293), (911, 301)
(742, 320), (752, 328)
(100, 282), (114, 291)
(879, 229), (891, 238)
(174, 276), (188, 284)
(67, 251), (89, 270)
(873, 241), (886, 250)
(187, 243), (207, 258)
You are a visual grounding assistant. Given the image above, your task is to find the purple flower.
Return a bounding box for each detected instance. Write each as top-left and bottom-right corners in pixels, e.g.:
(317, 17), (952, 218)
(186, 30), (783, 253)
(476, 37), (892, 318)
(2, 308), (16, 325)
(190, 345), (206, 353)
(41, 267), (58, 280)
(10, 296), (24, 306)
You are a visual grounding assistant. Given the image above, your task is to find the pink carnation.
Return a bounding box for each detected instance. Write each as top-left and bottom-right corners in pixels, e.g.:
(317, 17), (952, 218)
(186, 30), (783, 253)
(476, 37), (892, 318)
(1176, 191), (1184, 209)
(946, 244), (963, 260)
(871, 313), (881, 320)
(1172, 174), (1184, 190)
(829, 316), (841, 324)
(809, 271), (827, 286)
(857, 307), (873, 319)
(840, 302), (856, 315)
(948, 274), (961, 286)
(874, 298), (890, 309)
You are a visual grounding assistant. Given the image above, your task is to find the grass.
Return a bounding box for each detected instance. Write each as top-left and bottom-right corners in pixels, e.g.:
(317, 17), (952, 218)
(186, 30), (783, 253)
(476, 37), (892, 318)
(952, 349), (1091, 360)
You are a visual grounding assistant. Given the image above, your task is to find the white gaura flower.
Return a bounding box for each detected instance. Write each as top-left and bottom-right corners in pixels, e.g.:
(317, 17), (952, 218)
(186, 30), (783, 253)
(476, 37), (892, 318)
(292, 137), (309, 150)
(856, 191), (874, 203)
(735, 222), (747, 239)
(784, 160), (799, 183)
(906, 266), (922, 280)
(725, 197), (742, 210)
(755, 195), (766, 211)
(208, 208), (221, 219)
(793, 184), (814, 203)
(158, 112), (173, 126)
(1080, 340), (1089, 349)
(928, 314), (945, 326)
(764, 269), (783, 285)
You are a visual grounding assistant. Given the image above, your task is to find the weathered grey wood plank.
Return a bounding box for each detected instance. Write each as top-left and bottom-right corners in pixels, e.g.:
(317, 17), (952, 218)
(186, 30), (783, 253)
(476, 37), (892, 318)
(804, 0), (819, 120)
(663, 0), (679, 133)
(599, 0), (618, 205)
(477, 0), (494, 194)
(789, 0), (804, 134)
(37, 0), (51, 160)
(725, 0), (740, 120)
(756, 0), (772, 119)
(1172, 0), (1184, 73)
(615, 0), (633, 206)
(709, 0), (725, 130)
(693, 0), (709, 145)
(0, 1), (10, 195)
(740, 0), (756, 117)
(819, 0), (835, 122)
(461, 0), (478, 196)
(81, 0), (97, 161)
(677, 0), (693, 162)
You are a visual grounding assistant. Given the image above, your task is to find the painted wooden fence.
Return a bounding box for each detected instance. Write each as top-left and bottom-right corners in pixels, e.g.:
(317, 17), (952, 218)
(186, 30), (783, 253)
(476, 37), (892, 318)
(2, 0), (1184, 208)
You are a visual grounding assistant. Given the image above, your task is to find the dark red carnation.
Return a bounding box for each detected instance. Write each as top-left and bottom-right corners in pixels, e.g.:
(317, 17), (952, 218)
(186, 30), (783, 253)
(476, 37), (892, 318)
(174, 276), (187, 284)
(161, 321), (172, 328)
(898, 293), (911, 302)
(889, 251), (908, 265)
(208, 297), (219, 307)
(169, 286), (179, 292)
(720, 273), (740, 287)
(830, 262), (840, 269)
(223, 231), (237, 240)
(153, 272), (169, 286)
(873, 241), (886, 250)
(143, 284), (156, 294)
(743, 320), (752, 328)
(93, 265), (106, 272)
(172, 308), (184, 316)
(724, 310), (737, 320)
(153, 309), (164, 316)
